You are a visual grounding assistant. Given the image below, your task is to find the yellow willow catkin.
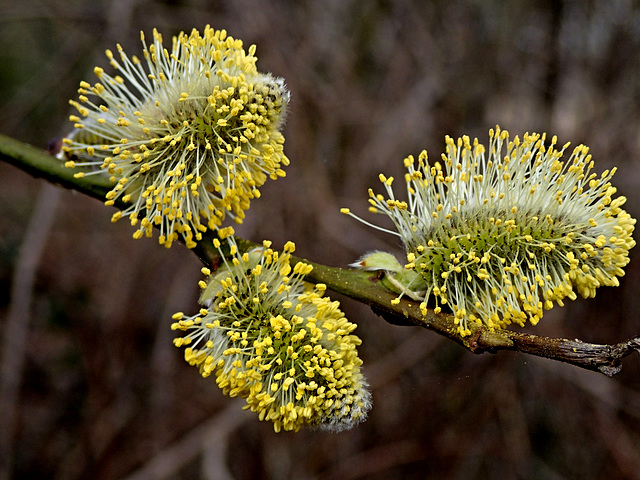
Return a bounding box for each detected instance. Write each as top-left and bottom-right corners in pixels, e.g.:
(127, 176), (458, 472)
(62, 26), (289, 248)
(172, 230), (372, 432)
(343, 126), (636, 335)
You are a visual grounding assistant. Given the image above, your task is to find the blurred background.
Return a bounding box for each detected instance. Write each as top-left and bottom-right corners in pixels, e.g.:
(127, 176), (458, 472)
(1, 0), (640, 478)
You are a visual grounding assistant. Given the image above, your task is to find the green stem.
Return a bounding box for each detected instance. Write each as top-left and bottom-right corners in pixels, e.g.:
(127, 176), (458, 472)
(0, 133), (113, 199)
(2, 134), (638, 376)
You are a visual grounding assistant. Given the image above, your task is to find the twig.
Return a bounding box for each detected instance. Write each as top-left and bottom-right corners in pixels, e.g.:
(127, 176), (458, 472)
(0, 132), (112, 200)
(306, 263), (640, 377)
(2, 135), (639, 377)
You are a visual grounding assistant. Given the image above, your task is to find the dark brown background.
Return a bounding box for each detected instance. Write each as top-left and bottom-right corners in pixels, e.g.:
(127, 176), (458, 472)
(1, 1), (640, 479)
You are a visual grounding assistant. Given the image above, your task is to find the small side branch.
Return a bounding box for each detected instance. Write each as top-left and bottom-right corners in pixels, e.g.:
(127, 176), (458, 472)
(301, 263), (640, 377)
(491, 332), (640, 377)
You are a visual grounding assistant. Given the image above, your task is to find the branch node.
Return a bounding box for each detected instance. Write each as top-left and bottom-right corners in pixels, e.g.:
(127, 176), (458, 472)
(599, 336), (640, 377)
